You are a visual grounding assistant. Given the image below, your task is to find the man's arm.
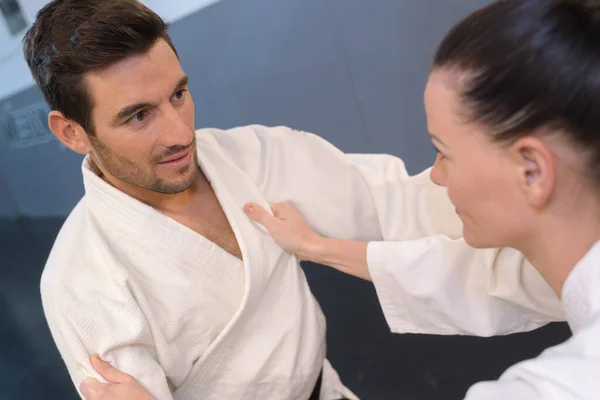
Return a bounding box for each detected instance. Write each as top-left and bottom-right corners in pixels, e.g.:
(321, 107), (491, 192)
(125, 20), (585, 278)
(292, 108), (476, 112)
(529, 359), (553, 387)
(214, 125), (564, 333)
(208, 124), (460, 242)
(41, 267), (172, 399)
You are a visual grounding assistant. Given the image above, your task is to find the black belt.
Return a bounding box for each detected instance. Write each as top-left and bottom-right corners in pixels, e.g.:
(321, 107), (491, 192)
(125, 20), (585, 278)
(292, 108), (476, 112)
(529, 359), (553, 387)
(308, 370), (322, 400)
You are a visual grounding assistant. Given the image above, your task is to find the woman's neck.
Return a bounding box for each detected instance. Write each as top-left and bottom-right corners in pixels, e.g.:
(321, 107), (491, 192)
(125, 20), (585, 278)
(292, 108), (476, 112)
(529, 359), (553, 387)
(518, 198), (600, 298)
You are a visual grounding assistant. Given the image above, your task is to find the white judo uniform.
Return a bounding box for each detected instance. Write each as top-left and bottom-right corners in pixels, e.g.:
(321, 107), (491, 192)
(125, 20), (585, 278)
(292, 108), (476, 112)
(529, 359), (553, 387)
(43, 125), (374, 399)
(42, 124), (590, 400)
(368, 223), (600, 399)
(42, 124), (425, 400)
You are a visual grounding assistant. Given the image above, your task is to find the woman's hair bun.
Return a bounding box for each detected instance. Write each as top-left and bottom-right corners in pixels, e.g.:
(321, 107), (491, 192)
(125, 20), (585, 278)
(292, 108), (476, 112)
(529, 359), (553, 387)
(557, 0), (600, 23)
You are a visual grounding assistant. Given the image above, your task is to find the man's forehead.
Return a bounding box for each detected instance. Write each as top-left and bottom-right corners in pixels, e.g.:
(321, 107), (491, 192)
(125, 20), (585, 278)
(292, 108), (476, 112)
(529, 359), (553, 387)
(84, 45), (184, 111)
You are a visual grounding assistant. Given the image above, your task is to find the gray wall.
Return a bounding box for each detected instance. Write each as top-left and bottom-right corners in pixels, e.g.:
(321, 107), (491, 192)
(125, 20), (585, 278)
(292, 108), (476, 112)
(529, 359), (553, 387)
(0, 169), (16, 216)
(0, 0), (491, 218)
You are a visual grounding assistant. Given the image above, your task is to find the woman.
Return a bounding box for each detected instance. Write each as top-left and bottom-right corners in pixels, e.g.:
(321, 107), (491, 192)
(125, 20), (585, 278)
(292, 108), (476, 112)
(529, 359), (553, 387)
(244, 0), (600, 398)
(81, 0), (599, 398)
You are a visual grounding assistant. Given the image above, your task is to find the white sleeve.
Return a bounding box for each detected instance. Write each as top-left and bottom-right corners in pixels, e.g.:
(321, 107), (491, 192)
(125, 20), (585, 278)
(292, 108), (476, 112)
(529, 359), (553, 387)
(210, 125), (460, 242)
(464, 380), (540, 400)
(367, 237), (564, 336)
(212, 125), (564, 333)
(41, 268), (173, 400)
(464, 322), (600, 399)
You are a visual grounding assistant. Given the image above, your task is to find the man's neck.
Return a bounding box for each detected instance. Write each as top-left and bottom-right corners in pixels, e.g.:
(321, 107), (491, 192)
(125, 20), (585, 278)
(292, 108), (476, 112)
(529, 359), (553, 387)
(133, 171), (210, 215)
(91, 159), (210, 214)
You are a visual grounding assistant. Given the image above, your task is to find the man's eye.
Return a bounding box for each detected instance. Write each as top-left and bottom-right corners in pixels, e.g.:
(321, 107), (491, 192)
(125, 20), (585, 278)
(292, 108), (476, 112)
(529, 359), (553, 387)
(131, 110), (149, 122)
(174, 89), (187, 101)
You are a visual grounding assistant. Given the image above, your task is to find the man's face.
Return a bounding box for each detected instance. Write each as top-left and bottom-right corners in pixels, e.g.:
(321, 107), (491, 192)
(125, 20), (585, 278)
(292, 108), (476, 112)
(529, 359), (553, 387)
(83, 39), (197, 195)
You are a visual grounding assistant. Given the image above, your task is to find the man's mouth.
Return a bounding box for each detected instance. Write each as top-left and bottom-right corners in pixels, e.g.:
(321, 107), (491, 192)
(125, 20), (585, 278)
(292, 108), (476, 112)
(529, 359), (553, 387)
(158, 149), (192, 166)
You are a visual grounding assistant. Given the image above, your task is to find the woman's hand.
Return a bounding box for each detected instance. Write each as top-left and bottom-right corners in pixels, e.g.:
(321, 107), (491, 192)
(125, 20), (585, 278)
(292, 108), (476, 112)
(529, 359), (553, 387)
(244, 201), (371, 280)
(243, 202), (323, 260)
(80, 355), (155, 400)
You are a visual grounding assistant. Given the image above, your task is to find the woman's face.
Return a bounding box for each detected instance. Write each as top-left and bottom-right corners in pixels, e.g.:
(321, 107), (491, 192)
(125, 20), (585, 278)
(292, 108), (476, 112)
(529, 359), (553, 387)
(424, 70), (536, 249)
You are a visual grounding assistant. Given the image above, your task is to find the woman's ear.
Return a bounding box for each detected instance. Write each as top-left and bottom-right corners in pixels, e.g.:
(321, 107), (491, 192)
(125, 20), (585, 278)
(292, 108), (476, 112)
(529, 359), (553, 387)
(512, 136), (556, 208)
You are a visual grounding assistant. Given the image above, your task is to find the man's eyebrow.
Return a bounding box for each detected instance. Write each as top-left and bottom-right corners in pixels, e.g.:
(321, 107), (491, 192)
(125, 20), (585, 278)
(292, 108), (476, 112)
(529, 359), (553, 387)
(113, 102), (156, 124)
(174, 76), (189, 93)
(112, 76), (190, 124)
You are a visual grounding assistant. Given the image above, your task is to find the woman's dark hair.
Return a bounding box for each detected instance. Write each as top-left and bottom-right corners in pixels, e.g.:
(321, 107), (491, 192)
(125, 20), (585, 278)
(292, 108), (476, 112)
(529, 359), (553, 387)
(23, 0), (177, 135)
(434, 0), (600, 167)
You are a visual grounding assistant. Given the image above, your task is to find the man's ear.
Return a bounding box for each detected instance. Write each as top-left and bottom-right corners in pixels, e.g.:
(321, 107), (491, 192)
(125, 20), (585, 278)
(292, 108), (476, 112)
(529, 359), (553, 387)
(48, 110), (91, 154)
(511, 136), (556, 208)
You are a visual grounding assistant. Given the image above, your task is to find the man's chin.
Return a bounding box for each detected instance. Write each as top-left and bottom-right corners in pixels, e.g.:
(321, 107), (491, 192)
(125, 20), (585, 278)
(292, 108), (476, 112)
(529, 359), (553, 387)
(155, 170), (198, 195)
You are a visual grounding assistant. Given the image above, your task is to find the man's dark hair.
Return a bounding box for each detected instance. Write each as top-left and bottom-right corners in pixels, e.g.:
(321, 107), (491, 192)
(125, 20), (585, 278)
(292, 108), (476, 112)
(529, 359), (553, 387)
(23, 0), (177, 135)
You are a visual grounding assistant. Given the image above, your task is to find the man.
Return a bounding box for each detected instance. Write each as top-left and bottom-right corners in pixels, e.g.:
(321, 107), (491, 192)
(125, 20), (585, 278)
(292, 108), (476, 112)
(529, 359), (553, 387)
(29, 1), (359, 398)
(27, 0), (425, 398)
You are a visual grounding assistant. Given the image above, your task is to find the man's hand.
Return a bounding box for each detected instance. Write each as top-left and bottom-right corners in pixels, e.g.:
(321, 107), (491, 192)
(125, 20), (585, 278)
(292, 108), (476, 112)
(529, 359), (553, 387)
(80, 354), (155, 400)
(244, 201), (323, 260)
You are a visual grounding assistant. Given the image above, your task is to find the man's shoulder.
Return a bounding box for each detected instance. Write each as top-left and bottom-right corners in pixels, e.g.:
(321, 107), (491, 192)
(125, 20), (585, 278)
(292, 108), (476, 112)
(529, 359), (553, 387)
(194, 125), (318, 161)
(195, 124), (301, 143)
(40, 198), (111, 298)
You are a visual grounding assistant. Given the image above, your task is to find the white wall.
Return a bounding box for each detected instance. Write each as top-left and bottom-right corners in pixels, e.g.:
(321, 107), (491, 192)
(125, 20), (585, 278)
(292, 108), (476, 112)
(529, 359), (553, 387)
(0, 0), (44, 100)
(142, 0), (222, 24)
(0, 0), (222, 101)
